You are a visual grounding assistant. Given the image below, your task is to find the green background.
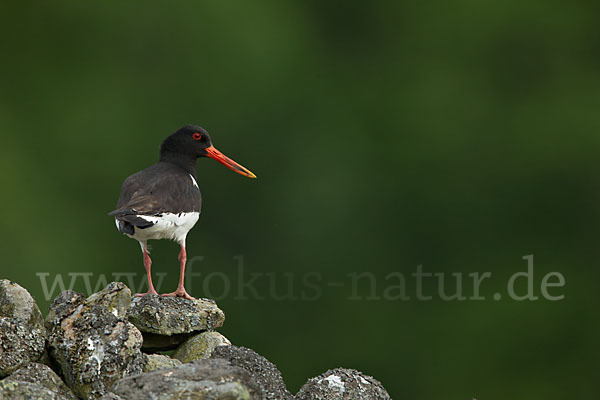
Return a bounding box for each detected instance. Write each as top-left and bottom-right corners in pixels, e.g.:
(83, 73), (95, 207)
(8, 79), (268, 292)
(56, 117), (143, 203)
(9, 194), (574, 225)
(1, 1), (598, 398)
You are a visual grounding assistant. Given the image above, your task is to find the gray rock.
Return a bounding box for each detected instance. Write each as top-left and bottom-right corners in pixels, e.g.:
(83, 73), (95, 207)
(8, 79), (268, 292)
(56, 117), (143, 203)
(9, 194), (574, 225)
(0, 380), (61, 400)
(128, 295), (225, 336)
(85, 282), (130, 319)
(143, 354), (182, 372)
(173, 331), (231, 363)
(4, 362), (78, 400)
(295, 368), (391, 400)
(46, 283), (145, 400)
(109, 359), (263, 399)
(0, 280), (46, 378)
(0, 280), (45, 328)
(44, 290), (85, 332)
(211, 345), (292, 400)
(97, 394), (124, 400)
(0, 320), (46, 379)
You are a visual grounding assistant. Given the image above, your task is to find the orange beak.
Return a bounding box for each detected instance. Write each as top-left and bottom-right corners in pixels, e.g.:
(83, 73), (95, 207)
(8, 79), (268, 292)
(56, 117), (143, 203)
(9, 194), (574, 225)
(205, 146), (256, 179)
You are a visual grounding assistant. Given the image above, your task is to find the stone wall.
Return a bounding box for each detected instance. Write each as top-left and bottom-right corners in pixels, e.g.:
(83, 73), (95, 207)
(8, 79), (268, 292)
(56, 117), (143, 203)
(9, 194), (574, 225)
(0, 280), (390, 399)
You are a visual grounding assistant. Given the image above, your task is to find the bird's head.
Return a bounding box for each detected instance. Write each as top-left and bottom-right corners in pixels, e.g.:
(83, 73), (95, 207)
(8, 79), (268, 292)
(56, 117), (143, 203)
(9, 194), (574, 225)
(161, 125), (256, 178)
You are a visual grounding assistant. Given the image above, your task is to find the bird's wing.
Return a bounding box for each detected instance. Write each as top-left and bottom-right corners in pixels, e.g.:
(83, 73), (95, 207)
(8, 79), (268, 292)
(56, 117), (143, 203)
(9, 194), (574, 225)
(108, 164), (201, 217)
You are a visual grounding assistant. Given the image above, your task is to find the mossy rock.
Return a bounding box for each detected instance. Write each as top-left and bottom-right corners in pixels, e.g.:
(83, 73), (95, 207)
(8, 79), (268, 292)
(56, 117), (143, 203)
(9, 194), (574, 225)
(173, 331), (231, 363)
(143, 354), (182, 372)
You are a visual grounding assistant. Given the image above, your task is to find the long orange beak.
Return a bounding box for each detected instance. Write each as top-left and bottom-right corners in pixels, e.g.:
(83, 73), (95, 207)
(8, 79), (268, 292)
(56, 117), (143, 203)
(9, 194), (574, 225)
(205, 146), (256, 179)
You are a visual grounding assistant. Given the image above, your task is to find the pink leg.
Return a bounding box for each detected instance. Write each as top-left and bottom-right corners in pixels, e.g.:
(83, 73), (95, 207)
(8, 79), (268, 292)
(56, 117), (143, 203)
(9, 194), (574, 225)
(136, 242), (158, 297)
(162, 242), (195, 300)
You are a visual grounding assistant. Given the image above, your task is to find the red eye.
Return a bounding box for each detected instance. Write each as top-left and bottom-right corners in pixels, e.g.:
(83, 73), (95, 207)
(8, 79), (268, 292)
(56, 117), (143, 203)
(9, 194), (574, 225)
(193, 133), (202, 140)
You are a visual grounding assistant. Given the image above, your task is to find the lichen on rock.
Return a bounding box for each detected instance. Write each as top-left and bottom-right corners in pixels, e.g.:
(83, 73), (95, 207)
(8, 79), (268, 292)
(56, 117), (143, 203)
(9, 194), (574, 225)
(295, 368), (391, 400)
(211, 345), (292, 400)
(4, 362), (79, 400)
(46, 282), (145, 400)
(0, 319), (47, 379)
(0, 280), (45, 329)
(0, 380), (62, 400)
(128, 294), (225, 336)
(44, 290), (86, 332)
(0, 280), (46, 377)
(106, 359), (262, 400)
(0, 279), (392, 400)
(85, 282), (131, 319)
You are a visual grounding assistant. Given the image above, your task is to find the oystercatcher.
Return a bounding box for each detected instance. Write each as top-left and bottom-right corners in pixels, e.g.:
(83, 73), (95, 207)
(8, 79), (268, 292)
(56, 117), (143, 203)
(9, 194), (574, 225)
(109, 125), (256, 300)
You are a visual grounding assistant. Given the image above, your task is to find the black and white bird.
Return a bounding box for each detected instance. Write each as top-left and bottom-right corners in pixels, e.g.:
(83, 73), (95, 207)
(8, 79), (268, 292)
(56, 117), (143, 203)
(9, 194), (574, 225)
(109, 125), (256, 300)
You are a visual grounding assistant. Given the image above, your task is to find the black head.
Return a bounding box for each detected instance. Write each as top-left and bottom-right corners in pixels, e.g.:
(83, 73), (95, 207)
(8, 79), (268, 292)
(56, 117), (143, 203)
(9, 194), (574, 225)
(160, 125), (213, 158)
(160, 125), (256, 178)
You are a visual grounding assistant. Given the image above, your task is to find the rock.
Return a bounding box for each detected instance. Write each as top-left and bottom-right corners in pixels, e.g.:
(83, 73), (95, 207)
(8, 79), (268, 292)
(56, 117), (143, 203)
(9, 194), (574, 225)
(109, 359), (263, 399)
(0, 281), (393, 400)
(37, 349), (63, 376)
(173, 331), (231, 363)
(128, 295), (225, 336)
(0, 320), (46, 379)
(0, 380), (62, 400)
(0, 280), (46, 377)
(0, 280), (45, 327)
(143, 354), (182, 372)
(295, 368), (391, 400)
(44, 290), (85, 332)
(85, 282), (130, 319)
(211, 345), (292, 400)
(98, 393), (124, 400)
(4, 362), (79, 400)
(46, 283), (145, 400)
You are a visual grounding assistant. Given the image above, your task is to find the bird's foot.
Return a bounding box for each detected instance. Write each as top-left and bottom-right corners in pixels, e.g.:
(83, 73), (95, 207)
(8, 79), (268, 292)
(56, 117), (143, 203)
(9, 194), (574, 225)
(161, 288), (195, 300)
(135, 289), (159, 297)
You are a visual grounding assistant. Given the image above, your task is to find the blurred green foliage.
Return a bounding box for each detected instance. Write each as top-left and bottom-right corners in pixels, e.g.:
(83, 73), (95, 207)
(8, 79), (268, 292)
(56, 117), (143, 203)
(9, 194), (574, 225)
(0, 1), (598, 398)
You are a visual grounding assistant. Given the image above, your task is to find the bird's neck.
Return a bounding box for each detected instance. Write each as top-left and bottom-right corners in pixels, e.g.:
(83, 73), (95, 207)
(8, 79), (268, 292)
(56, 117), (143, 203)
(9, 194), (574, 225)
(159, 151), (198, 175)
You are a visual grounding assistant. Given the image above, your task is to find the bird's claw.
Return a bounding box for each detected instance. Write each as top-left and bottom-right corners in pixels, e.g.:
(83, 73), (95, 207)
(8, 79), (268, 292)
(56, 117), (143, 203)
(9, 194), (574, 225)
(161, 289), (195, 300)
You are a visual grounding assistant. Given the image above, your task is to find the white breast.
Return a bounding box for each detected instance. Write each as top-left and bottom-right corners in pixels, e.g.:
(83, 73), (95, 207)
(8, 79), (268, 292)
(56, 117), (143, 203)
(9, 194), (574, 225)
(122, 212), (200, 243)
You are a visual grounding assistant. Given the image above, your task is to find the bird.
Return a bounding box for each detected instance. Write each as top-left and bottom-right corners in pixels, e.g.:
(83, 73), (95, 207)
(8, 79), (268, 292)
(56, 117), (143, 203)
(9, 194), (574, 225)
(109, 125), (256, 300)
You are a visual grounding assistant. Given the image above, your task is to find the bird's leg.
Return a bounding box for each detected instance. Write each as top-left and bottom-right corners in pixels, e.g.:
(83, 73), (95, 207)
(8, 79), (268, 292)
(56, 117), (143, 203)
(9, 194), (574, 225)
(162, 242), (195, 300)
(136, 242), (158, 297)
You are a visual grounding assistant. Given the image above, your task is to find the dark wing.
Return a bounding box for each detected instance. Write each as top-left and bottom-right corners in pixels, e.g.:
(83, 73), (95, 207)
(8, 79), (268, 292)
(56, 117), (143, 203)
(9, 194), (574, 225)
(108, 163), (202, 219)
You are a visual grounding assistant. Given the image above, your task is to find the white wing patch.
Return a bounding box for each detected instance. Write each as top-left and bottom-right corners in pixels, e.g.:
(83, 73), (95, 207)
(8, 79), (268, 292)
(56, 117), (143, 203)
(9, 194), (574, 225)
(189, 174), (199, 189)
(122, 212), (200, 243)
